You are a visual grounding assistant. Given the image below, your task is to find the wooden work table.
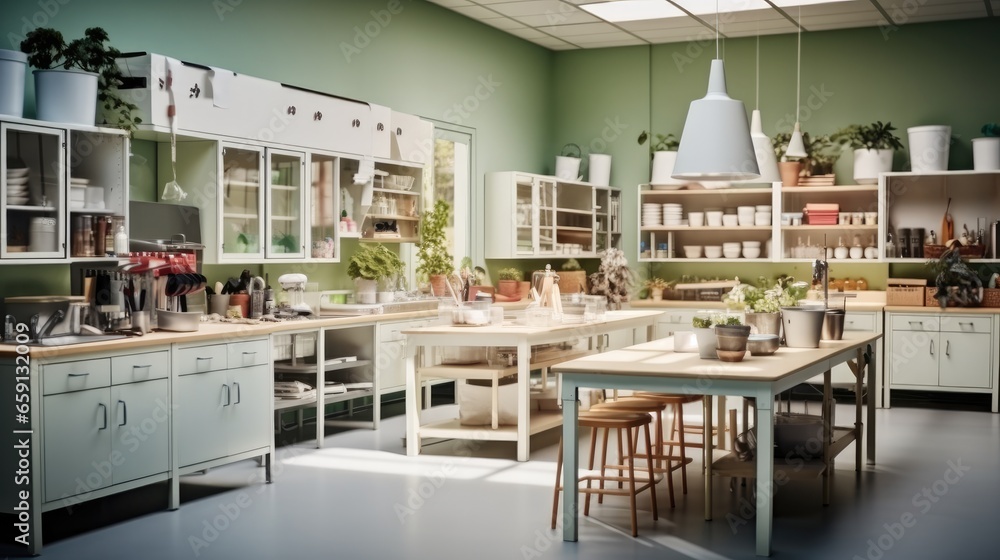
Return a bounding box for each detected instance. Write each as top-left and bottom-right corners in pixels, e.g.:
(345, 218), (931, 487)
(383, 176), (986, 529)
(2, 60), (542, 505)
(553, 331), (881, 557)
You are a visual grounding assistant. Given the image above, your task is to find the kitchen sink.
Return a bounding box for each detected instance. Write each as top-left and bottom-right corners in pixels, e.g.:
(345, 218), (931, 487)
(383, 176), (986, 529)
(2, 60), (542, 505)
(31, 333), (128, 346)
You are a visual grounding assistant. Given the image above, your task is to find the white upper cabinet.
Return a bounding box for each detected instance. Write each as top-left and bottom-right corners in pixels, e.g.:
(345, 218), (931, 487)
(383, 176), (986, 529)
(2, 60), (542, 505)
(390, 111), (433, 164)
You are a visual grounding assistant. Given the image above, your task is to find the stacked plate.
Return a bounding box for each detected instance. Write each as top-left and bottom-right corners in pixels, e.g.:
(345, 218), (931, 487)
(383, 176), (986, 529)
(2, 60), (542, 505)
(662, 203), (683, 226)
(70, 177), (89, 210)
(642, 203), (662, 226)
(6, 168), (30, 205)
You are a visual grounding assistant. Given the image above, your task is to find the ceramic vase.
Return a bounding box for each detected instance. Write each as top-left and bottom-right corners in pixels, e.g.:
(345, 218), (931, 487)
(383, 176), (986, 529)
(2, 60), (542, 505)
(778, 161), (802, 187)
(694, 327), (718, 359)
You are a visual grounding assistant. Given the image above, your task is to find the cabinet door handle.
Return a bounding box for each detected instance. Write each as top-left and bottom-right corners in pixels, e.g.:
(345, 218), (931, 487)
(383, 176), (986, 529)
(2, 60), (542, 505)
(118, 399), (127, 426)
(233, 382), (241, 405)
(133, 364), (152, 370)
(98, 403), (107, 430)
(929, 340), (934, 357)
(958, 321), (973, 330)
(223, 384), (231, 406)
(241, 351), (257, 364)
(909, 321), (924, 328)
(68, 372), (90, 377)
(946, 340), (951, 357)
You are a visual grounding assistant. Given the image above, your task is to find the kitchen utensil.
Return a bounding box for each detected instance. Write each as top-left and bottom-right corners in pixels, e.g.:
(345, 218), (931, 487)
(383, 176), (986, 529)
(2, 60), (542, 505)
(941, 197), (954, 242)
(161, 67), (187, 202)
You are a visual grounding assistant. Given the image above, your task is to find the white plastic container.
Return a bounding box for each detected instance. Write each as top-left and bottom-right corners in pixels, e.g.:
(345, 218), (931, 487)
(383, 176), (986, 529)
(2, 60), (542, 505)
(28, 217), (58, 253)
(554, 156), (581, 181)
(34, 69), (99, 125)
(972, 137), (1000, 171)
(907, 125), (951, 172)
(0, 49), (27, 117)
(588, 153), (611, 186)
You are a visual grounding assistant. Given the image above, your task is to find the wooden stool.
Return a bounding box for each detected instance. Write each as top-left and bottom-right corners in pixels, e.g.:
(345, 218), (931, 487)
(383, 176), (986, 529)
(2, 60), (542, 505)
(551, 410), (658, 537)
(632, 393), (704, 494)
(589, 397), (677, 508)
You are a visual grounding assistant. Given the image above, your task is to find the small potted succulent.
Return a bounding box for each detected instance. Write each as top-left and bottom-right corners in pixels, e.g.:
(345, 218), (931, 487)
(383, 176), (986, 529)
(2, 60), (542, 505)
(714, 315), (751, 362)
(638, 130), (681, 185)
(20, 27), (139, 132)
(972, 123), (1000, 171)
(497, 267), (523, 299)
(831, 121), (904, 184)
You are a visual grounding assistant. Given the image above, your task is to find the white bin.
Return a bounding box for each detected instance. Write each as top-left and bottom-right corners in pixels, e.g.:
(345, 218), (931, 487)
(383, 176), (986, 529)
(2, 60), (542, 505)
(0, 49), (27, 117)
(907, 125), (951, 172)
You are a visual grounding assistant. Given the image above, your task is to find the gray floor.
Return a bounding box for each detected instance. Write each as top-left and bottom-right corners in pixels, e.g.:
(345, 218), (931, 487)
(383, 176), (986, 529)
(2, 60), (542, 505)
(3, 398), (999, 560)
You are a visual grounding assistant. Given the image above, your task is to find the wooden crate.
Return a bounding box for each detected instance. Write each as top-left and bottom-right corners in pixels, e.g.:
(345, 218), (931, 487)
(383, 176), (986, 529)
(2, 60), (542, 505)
(886, 278), (927, 306)
(981, 288), (1000, 308)
(924, 287), (939, 307)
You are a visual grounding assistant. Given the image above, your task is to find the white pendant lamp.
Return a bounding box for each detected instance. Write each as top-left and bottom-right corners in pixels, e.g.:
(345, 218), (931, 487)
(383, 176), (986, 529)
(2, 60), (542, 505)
(671, 2), (759, 181)
(747, 35), (780, 184)
(785, 8), (807, 159)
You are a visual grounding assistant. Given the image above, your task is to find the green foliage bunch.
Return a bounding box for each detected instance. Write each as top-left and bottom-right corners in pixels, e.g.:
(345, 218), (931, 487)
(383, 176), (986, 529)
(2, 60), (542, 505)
(347, 243), (404, 281)
(416, 199), (454, 277)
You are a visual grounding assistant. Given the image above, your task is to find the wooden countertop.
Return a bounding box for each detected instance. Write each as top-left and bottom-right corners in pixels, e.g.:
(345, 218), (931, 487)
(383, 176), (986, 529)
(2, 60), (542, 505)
(0, 309), (438, 359)
(884, 306), (1000, 314)
(630, 299), (889, 313)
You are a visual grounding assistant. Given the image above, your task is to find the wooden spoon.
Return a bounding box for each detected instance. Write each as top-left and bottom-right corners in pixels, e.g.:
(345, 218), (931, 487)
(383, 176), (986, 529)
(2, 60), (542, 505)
(941, 197), (954, 243)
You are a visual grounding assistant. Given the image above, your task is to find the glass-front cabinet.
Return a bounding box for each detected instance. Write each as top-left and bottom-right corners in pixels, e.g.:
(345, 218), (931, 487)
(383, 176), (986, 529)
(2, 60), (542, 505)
(266, 148), (305, 258)
(308, 152), (339, 260)
(2, 122), (66, 259)
(219, 144), (264, 261)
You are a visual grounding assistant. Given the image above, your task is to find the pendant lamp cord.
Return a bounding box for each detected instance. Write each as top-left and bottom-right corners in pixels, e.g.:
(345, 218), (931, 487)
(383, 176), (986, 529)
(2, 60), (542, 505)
(715, 0), (720, 58)
(755, 34), (760, 110)
(795, 6), (801, 122)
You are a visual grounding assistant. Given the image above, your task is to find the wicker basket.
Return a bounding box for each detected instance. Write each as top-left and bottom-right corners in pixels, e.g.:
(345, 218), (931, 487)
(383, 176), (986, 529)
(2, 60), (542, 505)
(983, 288), (1000, 308)
(887, 286), (925, 306)
(924, 244), (986, 259)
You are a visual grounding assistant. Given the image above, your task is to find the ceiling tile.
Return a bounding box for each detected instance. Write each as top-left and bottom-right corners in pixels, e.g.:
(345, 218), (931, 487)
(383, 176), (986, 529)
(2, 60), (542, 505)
(487, 0), (600, 23)
(671, 0), (774, 15)
(630, 25), (723, 42)
(535, 22), (629, 36)
(452, 5), (502, 19)
(478, 17), (529, 30)
(575, 36), (651, 48)
(531, 36), (580, 50)
(570, 31), (647, 44)
(617, 16), (705, 31)
(719, 19), (801, 35)
(883, 1), (988, 24)
(425, 0), (475, 7)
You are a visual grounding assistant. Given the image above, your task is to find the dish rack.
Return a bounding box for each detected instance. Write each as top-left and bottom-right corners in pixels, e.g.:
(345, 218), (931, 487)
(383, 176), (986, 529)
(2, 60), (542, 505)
(387, 175), (414, 190)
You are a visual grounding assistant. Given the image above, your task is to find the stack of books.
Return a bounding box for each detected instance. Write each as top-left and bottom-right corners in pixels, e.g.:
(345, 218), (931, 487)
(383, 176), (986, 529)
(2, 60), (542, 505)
(797, 174), (836, 187)
(274, 380), (316, 400)
(804, 203), (840, 225)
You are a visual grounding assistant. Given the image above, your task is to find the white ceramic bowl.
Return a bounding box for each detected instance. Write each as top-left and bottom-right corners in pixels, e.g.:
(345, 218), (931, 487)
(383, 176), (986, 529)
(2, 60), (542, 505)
(743, 247), (761, 259)
(754, 211), (771, 225)
(6, 175), (28, 186)
(705, 211), (723, 227)
(722, 214), (739, 227)
(742, 240), (762, 248)
(7, 196), (30, 205)
(723, 248), (741, 259)
(703, 245), (722, 258)
(6, 168), (29, 178)
(688, 212), (704, 227)
(756, 205), (772, 213)
(683, 245), (702, 258)
(722, 242), (741, 250)
(737, 205), (755, 216)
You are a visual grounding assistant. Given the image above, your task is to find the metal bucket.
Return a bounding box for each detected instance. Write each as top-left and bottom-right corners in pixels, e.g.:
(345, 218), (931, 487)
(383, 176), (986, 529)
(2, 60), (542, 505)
(781, 307), (826, 348)
(822, 310), (845, 341)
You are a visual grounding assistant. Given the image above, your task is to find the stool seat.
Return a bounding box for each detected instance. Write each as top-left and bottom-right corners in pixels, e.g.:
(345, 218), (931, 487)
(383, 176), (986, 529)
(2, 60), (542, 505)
(591, 398), (668, 413)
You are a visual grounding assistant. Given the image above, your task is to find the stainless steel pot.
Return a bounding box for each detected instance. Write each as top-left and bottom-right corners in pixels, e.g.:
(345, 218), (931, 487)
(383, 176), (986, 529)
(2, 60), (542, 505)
(781, 307), (826, 348)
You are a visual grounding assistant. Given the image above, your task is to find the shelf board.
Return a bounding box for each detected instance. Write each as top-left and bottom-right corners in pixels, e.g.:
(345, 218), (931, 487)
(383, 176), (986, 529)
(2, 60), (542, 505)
(222, 213), (259, 220)
(339, 231), (361, 239)
(556, 207), (593, 216)
(641, 187), (774, 196)
(781, 185), (878, 193)
(782, 225), (876, 231)
(274, 388), (374, 411)
(555, 225), (593, 232)
(638, 257), (774, 263)
(419, 349), (591, 381)
(368, 214), (419, 221)
(274, 358), (372, 374)
(419, 409), (562, 441)
(224, 180), (260, 188)
(270, 184), (299, 191)
(269, 216), (300, 222)
(372, 187), (419, 197)
(640, 225), (772, 232)
(70, 208), (117, 215)
(5, 204), (58, 212)
(360, 236), (418, 243)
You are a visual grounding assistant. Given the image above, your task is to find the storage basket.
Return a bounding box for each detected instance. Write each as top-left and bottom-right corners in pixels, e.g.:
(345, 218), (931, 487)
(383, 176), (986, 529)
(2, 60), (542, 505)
(926, 286), (987, 308)
(923, 244), (986, 259)
(982, 288), (1000, 308)
(886, 286), (925, 306)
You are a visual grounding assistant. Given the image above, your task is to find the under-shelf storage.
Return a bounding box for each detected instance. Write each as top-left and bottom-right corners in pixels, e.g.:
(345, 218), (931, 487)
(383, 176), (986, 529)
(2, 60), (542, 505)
(779, 184), (882, 262)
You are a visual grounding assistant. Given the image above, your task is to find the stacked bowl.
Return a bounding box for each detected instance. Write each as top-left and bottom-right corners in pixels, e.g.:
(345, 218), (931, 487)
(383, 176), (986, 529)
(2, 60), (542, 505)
(6, 167), (29, 205)
(642, 203), (662, 226)
(662, 203), (683, 226)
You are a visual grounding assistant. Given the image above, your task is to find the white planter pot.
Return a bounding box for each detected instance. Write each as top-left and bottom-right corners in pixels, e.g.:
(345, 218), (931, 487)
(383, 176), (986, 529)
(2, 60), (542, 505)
(907, 125), (951, 172)
(0, 49), (27, 117)
(376, 291), (395, 303)
(693, 327), (718, 359)
(588, 153), (611, 186)
(972, 137), (1000, 171)
(853, 148), (893, 184)
(33, 69), (98, 125)
(650, 151), (682, 185)
(555, 156), (581, 181)
(354, 278), (377, 304)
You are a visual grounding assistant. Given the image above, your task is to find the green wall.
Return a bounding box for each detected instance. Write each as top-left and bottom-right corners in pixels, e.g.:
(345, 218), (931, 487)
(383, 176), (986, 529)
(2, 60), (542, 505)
(2, 2), (998, 297)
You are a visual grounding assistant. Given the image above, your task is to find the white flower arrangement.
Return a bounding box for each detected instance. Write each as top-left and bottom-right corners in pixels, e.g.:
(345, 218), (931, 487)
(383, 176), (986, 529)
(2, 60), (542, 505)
(723, 276), (808, 313)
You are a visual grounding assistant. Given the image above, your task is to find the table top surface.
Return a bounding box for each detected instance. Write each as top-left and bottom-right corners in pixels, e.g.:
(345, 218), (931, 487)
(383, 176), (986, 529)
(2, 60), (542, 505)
(401, 309), (664, 337)
(553, 331), (881, 383)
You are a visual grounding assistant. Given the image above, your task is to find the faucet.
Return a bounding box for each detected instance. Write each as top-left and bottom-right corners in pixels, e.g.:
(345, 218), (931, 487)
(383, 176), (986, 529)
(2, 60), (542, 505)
(812, 254), (829, 308)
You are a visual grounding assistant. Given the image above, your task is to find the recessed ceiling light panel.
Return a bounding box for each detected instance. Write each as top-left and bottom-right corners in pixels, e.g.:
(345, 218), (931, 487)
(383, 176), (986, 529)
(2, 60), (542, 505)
(580, 0), (685, 23)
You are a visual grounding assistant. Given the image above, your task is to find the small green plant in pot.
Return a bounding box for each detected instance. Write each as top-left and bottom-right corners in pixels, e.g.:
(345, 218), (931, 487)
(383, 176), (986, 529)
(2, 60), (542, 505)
(714, 316), (750, 362)
(691, 312), (719, 359)
(348, 243), (405, 303)
(20, 27), (140, 132)
(416, 199), (454, 296)
(832, 121), (903, 184)
(643, 277), (671, 301)
(973, 123), (1000, 171)
(638, 130), (681, 185)
(497, 267), (523, 299)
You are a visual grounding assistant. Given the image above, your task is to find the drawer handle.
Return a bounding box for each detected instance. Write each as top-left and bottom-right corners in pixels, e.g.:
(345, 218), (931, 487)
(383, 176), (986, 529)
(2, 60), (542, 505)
(958, 321), (974, 329)
(946, 340), (951, 357)
(98, 403), (107, 430)
(908, 321), (924, 328)
(929, 340), (934, 357)
(133, 364), (152, 371)
(68, 372), (90, 377)
(223, 384), (231, 406)
(118, 399), (127, 426)
(233, 382), (241, 405)
(242, 351), (257, 358)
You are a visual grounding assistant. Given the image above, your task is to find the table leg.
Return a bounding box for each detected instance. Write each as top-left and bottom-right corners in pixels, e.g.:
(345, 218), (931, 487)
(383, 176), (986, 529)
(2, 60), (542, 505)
(704, 395), (713, 521)
(866, 344), (877, 466)
(755, 396), (774, 557)
(823, 369), (832, 505)
(516, 340), (530, 462)
(316, 331), (326, 447)
(404, 340), (420, 456)
(855, 348), (864, 470)
(561, 383), (580, 542)
(716, 395), (727, 450)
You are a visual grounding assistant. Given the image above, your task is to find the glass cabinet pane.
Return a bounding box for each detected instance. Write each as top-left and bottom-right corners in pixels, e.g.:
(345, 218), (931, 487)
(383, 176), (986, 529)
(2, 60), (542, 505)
(515, 180), (533, 255)
(220, 145), (263, 258)
(267, 149), (304, 258)
(309, 153), (338, 259)
(537, 179), (556, 254)
(2, 123), (65, 259)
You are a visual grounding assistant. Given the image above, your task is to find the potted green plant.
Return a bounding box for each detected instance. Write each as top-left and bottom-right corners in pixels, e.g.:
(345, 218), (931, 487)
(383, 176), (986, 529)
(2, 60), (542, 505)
(972, 123), (1000, 171)
(832, 121), (904, 184)
(714, 315), (751, 362)
(643, 277), (670, 301)
(588, 248), (632, 310)
(927, 241), (983, 308)
(638, 130), (681, 185)
(497, 267), (523, 299)
(558, 258), (587, 294)
(20, 27), (139, 131)
(416, 199), (454, 296)
(692, 312), (719, 359)
(347, 242), (405, 303)
(723, 275), (808, 336)
(773, 131), (839, 186)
